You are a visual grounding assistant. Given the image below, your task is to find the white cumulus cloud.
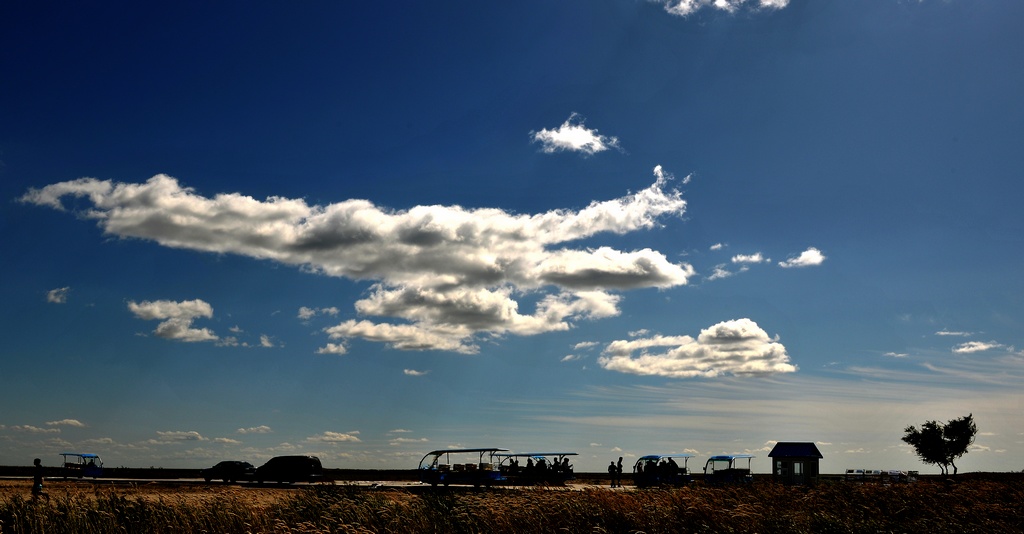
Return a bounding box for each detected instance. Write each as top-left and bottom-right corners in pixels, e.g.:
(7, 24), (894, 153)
(732, 252), (766, 264)
(531, 113), (621, 155)
(778, 247), (826, 268)
(598, 318), (797, 378)
(316, 343), (348, 355)
(22, 170), (691, 354)
(127, 299), (218, 342)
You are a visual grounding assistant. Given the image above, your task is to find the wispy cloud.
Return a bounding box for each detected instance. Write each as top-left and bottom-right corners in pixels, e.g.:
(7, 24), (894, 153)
(307, 431), (361, 443)
(936, 330), (973, 337)
(778, 247), (826, 268)
(24, 170), (691, 354)
(46, 419), (85, 427)
(47, 286), (70, 304)
(657, 0), (789, 17)
(237, 425), (272, 434)
(953, 341), (1005, 354)
(530, 113), (621, 155)
(127, 299), (218, 343)
(403, 369), (429, 376)
(11, 425), (60, 434)
(298, 306), (340, 320)
(707, 264), (735, 281)
(154, 430), (207, 443)
(82, 437), (117, 446)
(389, 437), (429, 446)
(598, 318), (797, 378)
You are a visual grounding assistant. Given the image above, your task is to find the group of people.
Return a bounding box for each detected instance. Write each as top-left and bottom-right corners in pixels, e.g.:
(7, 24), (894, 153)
(637, 456), (681, 476)
(612, 456), (688, 487)
(608, 456), (624, 487)
(505, 456), (573, 476)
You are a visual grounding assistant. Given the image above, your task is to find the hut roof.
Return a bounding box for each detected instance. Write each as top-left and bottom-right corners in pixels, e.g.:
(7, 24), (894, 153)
(768, 442), (823, 459)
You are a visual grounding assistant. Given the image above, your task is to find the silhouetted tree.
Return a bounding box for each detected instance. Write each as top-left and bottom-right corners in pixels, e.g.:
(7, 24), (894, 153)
(902, 413), (977, 476)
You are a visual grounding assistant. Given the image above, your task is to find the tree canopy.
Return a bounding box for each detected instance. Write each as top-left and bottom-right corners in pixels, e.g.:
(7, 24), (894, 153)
(902, 413), (977, 476)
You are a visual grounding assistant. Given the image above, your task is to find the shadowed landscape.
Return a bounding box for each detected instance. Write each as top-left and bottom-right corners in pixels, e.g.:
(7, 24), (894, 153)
(3, 475), (1023, 533)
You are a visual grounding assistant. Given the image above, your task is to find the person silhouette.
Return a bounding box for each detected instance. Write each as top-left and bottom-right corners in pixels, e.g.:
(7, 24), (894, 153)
(608, 461), (618, 487)
(32, 458), (49, 501)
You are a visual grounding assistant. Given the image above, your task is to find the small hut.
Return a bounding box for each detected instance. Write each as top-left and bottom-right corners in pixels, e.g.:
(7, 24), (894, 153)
(768, 442), (822, 485)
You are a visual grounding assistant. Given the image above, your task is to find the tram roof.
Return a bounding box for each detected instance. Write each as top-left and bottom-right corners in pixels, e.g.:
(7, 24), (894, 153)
(422, 448), (508, 456)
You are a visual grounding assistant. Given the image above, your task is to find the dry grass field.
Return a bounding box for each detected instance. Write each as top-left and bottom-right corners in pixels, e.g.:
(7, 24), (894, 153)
(2, 477), (1022, 533)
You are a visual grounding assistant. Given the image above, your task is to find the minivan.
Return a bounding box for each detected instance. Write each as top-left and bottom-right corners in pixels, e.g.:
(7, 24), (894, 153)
(254, 455), (323, 484)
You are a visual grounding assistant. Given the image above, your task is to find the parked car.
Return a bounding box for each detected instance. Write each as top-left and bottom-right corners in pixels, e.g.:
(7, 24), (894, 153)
(201, 460), (255, 483)
(254, 455), (323, 484)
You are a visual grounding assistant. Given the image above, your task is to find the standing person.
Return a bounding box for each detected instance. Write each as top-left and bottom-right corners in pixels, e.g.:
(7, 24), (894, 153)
(608, 461), (618, 487)
(616, 457), (624, 487)
(32, 458), (48, 501)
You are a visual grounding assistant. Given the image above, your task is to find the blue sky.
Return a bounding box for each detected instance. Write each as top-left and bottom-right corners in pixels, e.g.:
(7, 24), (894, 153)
(2, 0), (1022, 475)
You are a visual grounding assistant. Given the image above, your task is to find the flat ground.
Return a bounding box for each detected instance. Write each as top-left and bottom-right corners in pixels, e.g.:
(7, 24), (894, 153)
(0, 477), (609, 504)
(0, 478), (297, 506)
(4, 476), (1023, 533)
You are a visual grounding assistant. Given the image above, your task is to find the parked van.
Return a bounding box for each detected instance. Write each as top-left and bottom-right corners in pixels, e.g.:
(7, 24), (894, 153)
(254, 455), (323, 484)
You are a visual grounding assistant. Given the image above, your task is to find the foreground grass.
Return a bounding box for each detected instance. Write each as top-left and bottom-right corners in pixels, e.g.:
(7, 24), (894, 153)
(2, 479), (1022, 533)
